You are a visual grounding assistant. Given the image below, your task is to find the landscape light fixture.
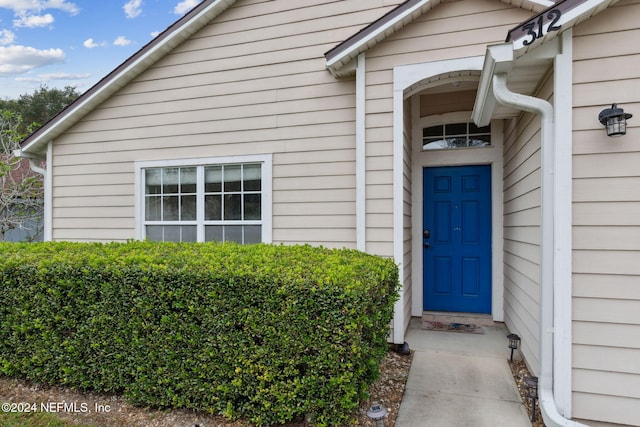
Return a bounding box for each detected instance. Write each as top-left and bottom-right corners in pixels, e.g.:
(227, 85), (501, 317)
(366, 402), (388, 427)
(524, 376), (539, 422)
(507, 333), (520, 362)
(598, 103), (632, 137)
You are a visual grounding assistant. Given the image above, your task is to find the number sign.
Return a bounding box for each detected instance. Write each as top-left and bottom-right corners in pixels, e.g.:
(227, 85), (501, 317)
(508, 9), (562, 46)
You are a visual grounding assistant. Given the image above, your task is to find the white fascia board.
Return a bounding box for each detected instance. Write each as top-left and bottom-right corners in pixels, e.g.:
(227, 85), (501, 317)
(21, 0), (236, 155)
(472, 43), (514, 127)
(326, 0), (437, 74)
(510, 0), (615, 52)
(510, 0), (555, 9)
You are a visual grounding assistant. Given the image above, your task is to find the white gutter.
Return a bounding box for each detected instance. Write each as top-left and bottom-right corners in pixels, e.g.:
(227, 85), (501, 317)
(13, 149), (45, 175)
(492, 74), (587, 427)
(13, 145), (52, 241)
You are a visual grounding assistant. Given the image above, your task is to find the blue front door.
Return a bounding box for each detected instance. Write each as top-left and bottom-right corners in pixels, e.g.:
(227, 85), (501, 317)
(423, 165), (492, 314)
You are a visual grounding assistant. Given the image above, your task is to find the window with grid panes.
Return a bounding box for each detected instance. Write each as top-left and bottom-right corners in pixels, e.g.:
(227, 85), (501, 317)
(422, 122), (491, 150)
(143, 163), (262, 243)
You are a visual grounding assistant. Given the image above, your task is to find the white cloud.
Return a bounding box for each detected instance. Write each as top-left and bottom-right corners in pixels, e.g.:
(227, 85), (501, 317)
(173, 0), (199, 15)
(0, 0), (79, 31)
(43, 0), (79, 15)
(82, 38), (106, 49)
(0, 0), (79, 15)
(123, 0), (142, 19)
(150, 30), (160, 38)
(0, 29), (15, 45)
(13, 13), (54, 28)
(16, 71), (91, 82)
(0, 44), (65, 75)
(113, 36), (131, 47)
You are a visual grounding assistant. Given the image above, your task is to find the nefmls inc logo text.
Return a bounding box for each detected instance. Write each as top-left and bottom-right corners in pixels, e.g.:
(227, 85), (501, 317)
(41, 402), (89, 413)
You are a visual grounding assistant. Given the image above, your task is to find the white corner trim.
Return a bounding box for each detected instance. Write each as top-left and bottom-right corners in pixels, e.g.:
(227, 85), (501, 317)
(44, 142), (53, 241)
(356, 53), (366, 252)
(134, 154), (273, 243)
(552, 29), (573, 419)
(392, 86), (406, 345)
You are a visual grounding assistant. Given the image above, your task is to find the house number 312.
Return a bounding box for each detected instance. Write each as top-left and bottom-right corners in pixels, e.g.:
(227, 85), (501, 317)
(522, 9), (562, 46)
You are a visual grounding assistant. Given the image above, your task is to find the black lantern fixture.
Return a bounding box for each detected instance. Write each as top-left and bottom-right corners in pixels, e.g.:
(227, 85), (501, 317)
(507, 333), (521, 362)
(598, 104), (632, 137)
(524, 376), (539, 422)
(366, 402), (388, 427)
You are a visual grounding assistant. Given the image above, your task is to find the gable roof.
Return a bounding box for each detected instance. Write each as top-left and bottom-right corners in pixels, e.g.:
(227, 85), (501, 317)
(325, 0), (558, 77)
(20, 0), (238, 157)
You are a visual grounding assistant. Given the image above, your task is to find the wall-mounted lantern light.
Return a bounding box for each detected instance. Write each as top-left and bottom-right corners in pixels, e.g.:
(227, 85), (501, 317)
(598, 104), (632, 137)
(366, 402), (388, 427)
(507, 333), (521, 362)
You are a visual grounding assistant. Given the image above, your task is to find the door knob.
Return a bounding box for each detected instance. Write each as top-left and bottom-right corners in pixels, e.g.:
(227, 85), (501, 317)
(423, 229), (431, 239)
(424, 242), (430, 249)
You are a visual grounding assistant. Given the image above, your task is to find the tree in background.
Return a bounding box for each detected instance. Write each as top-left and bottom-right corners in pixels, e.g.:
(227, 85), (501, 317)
(0, 85), (80, 133)
(0, 85), (80, 241)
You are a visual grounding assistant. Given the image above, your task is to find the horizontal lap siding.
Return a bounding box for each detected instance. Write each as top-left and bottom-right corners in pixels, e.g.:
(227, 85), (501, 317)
(51, 0), (404, 245)
(572, 2), (640, 425)
(502, 107), (542, 374)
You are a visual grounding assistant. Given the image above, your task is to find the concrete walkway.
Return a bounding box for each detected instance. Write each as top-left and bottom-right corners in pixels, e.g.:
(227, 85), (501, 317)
(395, 318), (531, 427)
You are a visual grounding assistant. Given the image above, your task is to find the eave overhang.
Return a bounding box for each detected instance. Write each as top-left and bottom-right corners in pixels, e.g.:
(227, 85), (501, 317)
(19, 0), (238, 157)
(325, 0), (558, 78)
(325, 0), (442, 78)
(473, 0), (619, 126)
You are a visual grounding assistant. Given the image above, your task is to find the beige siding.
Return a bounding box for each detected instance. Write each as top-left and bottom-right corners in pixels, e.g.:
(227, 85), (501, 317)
(571, 2), (640, 425)
(50, 0), (405, 246)
(502, 108), (542, 374)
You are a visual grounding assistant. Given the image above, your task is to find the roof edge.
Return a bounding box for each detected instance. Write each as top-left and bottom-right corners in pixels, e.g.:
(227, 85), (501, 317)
(20, 0), (237, 155)
(507, 0), (620, 54)
(325, 0), (440, 77)
(325, 0), (560, 77)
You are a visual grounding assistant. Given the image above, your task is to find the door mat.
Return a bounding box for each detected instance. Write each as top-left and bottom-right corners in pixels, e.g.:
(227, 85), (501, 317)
(422, 321), (485, 334)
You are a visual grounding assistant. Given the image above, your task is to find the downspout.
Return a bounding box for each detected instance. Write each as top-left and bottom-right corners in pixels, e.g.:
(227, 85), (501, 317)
(492, 75), (586, 427)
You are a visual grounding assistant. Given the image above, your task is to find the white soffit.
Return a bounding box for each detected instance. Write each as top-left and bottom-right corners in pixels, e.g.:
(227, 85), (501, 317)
(474, 0), (619, 125)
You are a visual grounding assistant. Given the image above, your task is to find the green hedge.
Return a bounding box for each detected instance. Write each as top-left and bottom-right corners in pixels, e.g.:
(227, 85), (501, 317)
(0, 241), (399, 426)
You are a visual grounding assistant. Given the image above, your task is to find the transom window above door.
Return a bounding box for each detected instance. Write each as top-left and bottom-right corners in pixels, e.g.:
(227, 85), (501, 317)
(423, 122), (491, 150)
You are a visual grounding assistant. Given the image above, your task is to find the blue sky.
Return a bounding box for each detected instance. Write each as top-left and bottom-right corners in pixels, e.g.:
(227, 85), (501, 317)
(0, 0), (202, 99)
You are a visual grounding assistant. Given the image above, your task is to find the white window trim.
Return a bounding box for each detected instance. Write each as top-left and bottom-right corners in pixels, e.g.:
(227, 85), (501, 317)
(134, 154), (272, 243)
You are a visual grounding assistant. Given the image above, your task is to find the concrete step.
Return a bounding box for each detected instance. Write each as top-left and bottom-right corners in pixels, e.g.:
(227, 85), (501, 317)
(422, 311), (497, 327)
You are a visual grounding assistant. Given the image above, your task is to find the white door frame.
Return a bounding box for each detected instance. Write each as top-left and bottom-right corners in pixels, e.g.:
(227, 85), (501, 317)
(392, 57), (504, 328)
(410, 109), (504, 320)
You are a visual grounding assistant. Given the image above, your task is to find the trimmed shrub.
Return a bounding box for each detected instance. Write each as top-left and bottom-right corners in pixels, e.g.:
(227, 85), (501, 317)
(0, 241), (399, 426)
